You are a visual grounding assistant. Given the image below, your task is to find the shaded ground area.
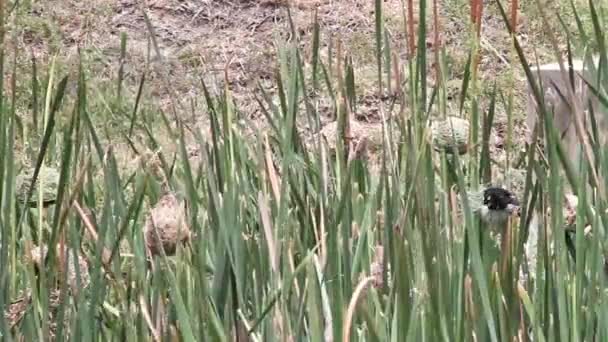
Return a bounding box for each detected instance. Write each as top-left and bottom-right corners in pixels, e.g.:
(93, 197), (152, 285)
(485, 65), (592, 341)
(10, 0), (584, 173)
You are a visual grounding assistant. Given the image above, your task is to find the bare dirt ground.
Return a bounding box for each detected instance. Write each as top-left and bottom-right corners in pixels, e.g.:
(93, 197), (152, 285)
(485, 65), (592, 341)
(11, 0), (580, 174)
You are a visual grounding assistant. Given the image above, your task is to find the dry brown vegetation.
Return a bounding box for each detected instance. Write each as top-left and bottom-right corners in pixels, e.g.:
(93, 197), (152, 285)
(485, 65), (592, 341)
(9, 0), (586, 172)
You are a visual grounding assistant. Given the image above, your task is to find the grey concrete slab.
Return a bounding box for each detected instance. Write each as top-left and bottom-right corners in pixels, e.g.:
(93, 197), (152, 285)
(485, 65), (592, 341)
(525, 56), (604, 175)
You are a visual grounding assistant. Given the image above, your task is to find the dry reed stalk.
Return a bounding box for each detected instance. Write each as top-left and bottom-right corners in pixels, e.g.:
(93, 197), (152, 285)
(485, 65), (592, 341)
(432, 0), (441, 84)
(342, 276), (376, 342)
(511, 0), (519, 32)
(470, 0), (484, 76)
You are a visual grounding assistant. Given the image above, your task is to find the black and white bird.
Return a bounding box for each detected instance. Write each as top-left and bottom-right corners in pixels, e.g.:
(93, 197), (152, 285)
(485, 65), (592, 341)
(478, 187), (521, 225)
(460, 186), (520, 227)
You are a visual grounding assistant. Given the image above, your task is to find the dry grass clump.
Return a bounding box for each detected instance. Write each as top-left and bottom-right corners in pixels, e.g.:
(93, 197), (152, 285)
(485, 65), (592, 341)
(563, 194), (580, 227)
(4, 245), (90, 339)
(369, 245), (386, 289)
(430, 116), (470, 155)
(29, 244), (49, 266)
(493, 168), (527, 200)
(143, 192), (191, 256)
(313, 119), (399, 173)
(4, 291), (32, 331)
(559, 194), (594, 235)
(15, 166), (61, 207)
(28, 244), (91, 296)
(4, 289), (63, 338)
(317, 120), (388, 155)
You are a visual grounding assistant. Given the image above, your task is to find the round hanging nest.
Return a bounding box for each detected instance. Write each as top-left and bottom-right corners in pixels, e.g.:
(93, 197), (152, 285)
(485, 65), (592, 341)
(15, 166), (61, 208)
(430, 116), (470, 155)
(143, 192), (191, 257)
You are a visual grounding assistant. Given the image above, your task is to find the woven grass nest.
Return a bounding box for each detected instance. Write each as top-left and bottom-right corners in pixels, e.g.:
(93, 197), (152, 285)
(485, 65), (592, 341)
(430, 116), (470, 155)
(15, 166), (61, 207)
(144, 192), (191, 256)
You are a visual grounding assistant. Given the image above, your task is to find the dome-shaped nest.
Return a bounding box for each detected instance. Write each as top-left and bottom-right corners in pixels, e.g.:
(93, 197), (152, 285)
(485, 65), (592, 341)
(430, 116), (470, 155)
(144, 192), (191, 256)
(15, 167), (60, 207)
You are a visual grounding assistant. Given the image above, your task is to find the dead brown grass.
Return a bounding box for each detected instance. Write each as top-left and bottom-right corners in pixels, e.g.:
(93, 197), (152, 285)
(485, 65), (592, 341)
(8, 0), (578, 173)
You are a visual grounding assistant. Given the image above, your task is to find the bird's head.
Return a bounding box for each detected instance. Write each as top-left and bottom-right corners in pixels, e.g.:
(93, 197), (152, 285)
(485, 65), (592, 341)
(478, 187), (520, 225)
(483, 187), (520, 213)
